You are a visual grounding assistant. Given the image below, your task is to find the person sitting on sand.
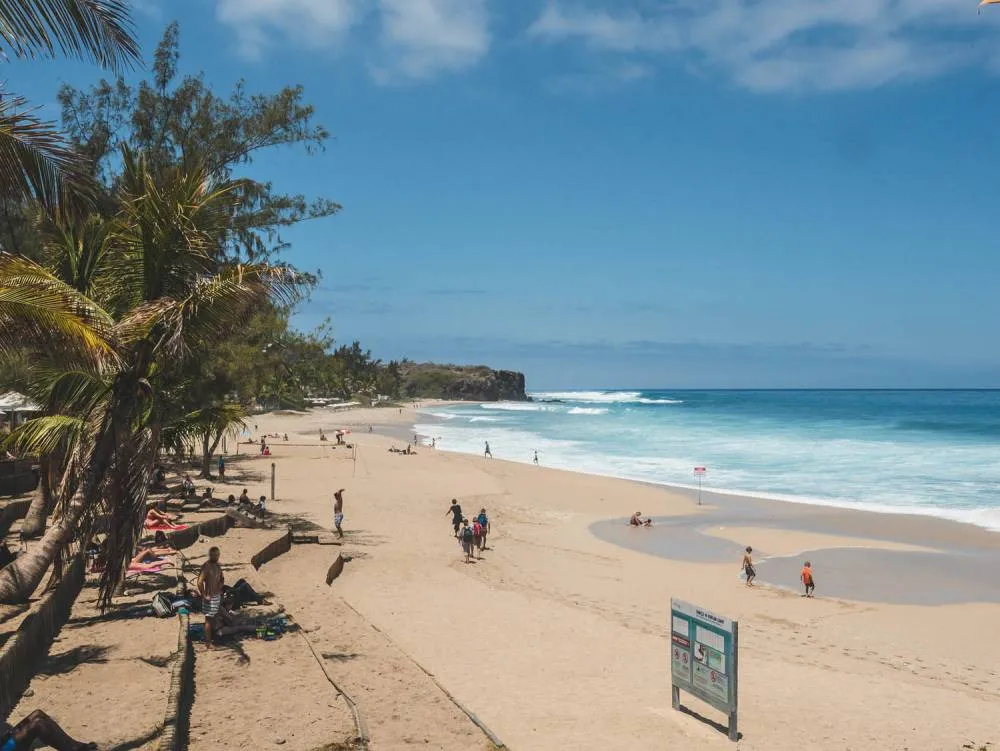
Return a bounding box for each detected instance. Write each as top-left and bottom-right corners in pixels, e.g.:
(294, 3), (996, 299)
(238, 488), (251, 505)
(460, 519), (475, 563)
(742, 546), (756, 587)
(181, 474), (195, 498)
(283, 433), (289, 441)
(629, 511), (652, 527)
(801, 561), (815, 597)
(227, 493), (237, 506)
(319, 429), (328, 442)
(198, 546), (225, 649)
(1, 709), (97, 751)
(447, 500), (463, 537)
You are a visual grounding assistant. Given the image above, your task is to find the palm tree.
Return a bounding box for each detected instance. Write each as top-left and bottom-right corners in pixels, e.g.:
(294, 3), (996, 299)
(0, 150), (299, 606)
(0, 1), (140, 208)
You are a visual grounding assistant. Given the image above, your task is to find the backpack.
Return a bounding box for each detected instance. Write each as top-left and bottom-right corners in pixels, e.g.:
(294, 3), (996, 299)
(151, 592), (173, 618)
(462, 526), (474, 541)
(478, 513), (488, 527)
(473, 521), (482, 536)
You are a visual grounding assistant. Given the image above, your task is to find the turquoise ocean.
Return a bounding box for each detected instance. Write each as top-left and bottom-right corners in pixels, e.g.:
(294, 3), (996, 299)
(415, 390), (1000, 531)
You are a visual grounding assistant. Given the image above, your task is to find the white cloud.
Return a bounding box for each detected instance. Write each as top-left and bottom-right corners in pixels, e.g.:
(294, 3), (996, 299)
(529, 0), (997, 92)
(374, 0), (490, 81)
(213, 0), (490, 81)
(216, 0), (362, 60)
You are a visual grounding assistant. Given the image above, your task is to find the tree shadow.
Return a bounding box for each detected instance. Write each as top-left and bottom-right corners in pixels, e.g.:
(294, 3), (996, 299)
(267, 511), (323, 534)
(109, 724), (164, 751)
(38, 644), (111, 676)
(67, 602), (151, 629)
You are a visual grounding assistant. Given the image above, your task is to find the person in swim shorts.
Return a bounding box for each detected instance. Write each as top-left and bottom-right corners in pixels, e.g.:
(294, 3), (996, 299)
(0, 710), (96, 751)
(742, 546), (756, 587)
(333, 488), (345, 539)
(198, 546), (224, 648)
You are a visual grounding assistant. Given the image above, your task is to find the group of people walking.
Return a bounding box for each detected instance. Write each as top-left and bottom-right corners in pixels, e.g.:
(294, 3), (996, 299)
(447, 500), (491, 563)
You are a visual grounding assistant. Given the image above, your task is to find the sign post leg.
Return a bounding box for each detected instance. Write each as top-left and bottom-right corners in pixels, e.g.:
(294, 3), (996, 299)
(698, 476), (702, 505)
(672, 685), (680, 710)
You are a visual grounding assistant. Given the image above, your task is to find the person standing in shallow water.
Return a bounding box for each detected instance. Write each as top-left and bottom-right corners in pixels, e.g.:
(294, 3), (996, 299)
(742, 546), (756, 587)
(484, 441), (492, 459)
(801, 561), (815, 597)
(533, 451), (539, 465)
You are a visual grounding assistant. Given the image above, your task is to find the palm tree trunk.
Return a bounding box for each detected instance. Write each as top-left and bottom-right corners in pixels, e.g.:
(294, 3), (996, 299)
(0, 489), (86, 603)
(200, 432), (211, 478)
(20, 454), (56, 539)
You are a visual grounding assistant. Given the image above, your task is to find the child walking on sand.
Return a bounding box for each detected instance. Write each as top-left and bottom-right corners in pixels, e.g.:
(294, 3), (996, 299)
(801, 560), (815, 597)
(742, 546), (756, 587)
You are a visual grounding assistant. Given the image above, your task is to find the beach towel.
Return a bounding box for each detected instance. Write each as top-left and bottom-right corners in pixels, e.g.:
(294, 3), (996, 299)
(144, 522), (188, 532)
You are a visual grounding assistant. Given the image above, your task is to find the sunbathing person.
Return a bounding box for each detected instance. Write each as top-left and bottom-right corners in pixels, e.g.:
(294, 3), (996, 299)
(1, 710), (97, 751)
(144, 508), (186, 531)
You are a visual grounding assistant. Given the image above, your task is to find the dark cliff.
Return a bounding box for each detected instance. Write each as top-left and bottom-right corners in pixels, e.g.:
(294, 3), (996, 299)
(399, 363), (528, 402)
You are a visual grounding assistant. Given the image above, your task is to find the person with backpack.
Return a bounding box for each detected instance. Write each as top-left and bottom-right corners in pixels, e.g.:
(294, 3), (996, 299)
(459, 519), (475, 563)
(472, 518), (483, 559)
(476, 508), (490, 552)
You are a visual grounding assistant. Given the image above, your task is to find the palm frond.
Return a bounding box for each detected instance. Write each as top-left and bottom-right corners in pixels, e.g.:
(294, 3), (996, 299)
(4, 413), (89, 455)
(161, 402), (247, 447)
(0, 0), (140, 71)
(167, 264), (303, 355)
(0, 95), (92, 208)
(41, 210), (115, 297)
(109, 148), (242, 309)
(0, 252), (114, 361)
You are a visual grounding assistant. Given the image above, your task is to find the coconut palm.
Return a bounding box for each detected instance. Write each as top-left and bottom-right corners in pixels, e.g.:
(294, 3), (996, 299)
(0, 149), (299, 606)
(0, 0), (139, 207)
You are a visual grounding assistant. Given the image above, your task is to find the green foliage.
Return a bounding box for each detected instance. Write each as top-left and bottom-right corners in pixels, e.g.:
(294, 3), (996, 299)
(57, 21), (340, 262)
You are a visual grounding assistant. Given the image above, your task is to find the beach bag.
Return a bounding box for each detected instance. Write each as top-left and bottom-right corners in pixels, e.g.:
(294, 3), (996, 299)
(151, 592), (173, 618)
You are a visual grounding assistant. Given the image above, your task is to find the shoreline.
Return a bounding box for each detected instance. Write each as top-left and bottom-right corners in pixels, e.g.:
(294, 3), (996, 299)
(412, 408), (1000, 534)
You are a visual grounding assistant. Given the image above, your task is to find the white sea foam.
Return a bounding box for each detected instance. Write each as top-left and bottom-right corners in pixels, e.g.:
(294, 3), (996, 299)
(481, 403), (548, 412)
(532, 390), (641, 403)
(415, 395), (1000, 534)
(531, 391), (682, 406)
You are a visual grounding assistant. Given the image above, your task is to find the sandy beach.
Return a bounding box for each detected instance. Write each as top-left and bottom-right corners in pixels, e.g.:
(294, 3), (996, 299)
(246, 403), (999, 750)
(4, 401), (998, 750)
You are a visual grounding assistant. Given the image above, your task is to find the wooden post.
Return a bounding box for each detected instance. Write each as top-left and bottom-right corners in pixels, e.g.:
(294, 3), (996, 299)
(270, 462), (276, 500)
(729, 621), (739, 742)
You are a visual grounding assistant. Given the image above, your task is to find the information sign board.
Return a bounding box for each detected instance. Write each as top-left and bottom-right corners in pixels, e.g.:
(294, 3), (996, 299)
(670, 598), (739, 741)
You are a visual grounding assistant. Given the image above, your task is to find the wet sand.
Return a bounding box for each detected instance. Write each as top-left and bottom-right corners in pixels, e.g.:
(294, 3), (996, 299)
(591, 488), (1000, 605)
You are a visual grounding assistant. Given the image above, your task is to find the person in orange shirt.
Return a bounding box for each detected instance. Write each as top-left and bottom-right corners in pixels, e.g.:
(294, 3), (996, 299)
(801, 561), (815, 597)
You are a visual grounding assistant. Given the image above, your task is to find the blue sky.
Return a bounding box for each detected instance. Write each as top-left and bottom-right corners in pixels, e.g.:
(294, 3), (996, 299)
(13, 0), (1000, 388)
